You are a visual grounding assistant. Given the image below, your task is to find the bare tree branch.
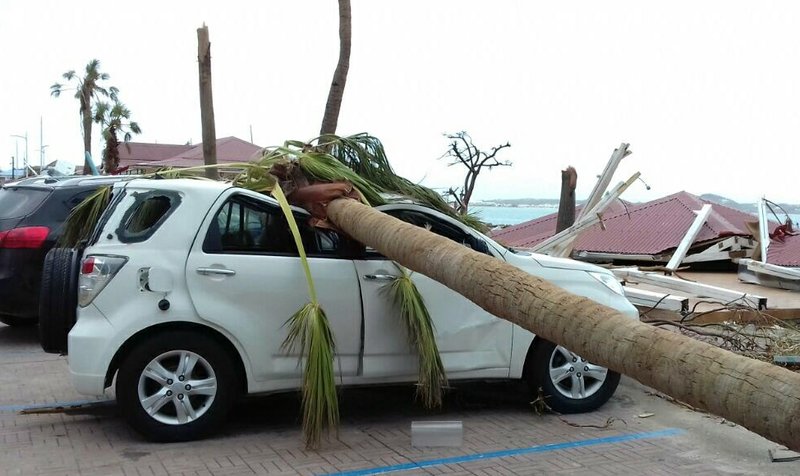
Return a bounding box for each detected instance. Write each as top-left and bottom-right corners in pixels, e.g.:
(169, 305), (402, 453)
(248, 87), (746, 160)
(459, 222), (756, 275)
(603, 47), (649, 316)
(440, 131), (512, 214)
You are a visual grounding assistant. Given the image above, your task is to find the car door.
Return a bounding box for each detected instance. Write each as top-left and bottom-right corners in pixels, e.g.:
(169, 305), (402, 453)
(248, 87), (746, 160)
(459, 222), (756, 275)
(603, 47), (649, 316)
(185, 190), (362, 383)
(355, 206), (513, 380)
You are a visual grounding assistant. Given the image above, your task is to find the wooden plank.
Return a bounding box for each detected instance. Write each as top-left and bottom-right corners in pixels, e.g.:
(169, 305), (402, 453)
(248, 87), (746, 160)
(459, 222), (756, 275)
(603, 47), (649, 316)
(681, 249), (748, 264)
(624, 287), (688, 313)
(679, 308), (800, 325)
(575, 251), (661, 262)
(612, 268), (767, 309)
(577, 143), (631, 221)
(534, 172), (640, 256)
(743, 259), (800, 280)
(758, 198), (769, 263)
(666, 204), (713, 271)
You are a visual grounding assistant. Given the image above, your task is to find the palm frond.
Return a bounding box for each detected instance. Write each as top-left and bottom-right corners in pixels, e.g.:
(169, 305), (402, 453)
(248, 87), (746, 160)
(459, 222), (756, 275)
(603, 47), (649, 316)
(382, 265), (447, 408)
(271, 182), (337, 449)
(312, 134), (488, 232)
(281, 302), (338, 449)
(59, 186), (111, 248)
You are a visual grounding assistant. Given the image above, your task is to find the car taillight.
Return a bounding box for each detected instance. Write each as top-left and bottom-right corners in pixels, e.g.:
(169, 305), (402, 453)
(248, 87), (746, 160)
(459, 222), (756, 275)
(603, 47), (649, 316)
(0, 226), (50, 249)
(78, 255), (128, 307)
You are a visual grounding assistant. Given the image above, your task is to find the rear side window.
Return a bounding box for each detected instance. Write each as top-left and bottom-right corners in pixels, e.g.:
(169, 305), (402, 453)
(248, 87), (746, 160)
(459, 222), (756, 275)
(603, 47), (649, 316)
(116, 191), (181, 243)
(0, 188), (50, 219)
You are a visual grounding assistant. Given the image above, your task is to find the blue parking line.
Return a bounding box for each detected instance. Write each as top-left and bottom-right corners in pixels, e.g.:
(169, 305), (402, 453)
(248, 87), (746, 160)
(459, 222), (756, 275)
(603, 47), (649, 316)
(324, 428), (684, 476)
(0, 399), (114, 413)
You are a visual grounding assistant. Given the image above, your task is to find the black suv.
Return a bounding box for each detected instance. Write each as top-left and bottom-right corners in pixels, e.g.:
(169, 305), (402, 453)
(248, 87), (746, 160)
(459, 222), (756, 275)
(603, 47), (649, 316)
(0, 175), (131, 326)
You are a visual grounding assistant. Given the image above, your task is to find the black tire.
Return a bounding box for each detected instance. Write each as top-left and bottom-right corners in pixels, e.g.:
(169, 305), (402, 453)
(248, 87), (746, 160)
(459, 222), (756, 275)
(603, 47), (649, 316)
(528, 338), (620, 414)
(38, 248), (81, 354)
(0, 314), (37, 327)
(116, 331), (239, 442)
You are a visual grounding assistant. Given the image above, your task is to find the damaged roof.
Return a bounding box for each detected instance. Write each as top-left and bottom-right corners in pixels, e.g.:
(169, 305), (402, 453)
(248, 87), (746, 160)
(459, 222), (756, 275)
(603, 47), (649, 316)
(768, 234), (800, 267)
(490, 191), (761, 255)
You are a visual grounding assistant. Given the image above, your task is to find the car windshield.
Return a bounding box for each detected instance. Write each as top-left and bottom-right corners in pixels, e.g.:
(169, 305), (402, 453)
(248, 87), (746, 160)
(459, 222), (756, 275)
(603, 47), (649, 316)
(0, 187), (50, 219)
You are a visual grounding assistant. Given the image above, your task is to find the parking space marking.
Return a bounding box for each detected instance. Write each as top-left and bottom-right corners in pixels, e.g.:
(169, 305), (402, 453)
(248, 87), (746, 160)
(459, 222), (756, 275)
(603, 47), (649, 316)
(325, 428), (684, 475)
(0, 399), (114, 413)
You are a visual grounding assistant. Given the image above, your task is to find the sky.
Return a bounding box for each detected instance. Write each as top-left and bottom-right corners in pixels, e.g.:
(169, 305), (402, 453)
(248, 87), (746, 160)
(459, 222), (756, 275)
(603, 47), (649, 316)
(1, 0), (799, 203)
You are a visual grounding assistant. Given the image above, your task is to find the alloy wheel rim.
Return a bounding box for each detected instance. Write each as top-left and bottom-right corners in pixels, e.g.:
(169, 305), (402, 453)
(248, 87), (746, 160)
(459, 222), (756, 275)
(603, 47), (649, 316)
(137, 350), (218, 425)
(548, 345), (607, 400)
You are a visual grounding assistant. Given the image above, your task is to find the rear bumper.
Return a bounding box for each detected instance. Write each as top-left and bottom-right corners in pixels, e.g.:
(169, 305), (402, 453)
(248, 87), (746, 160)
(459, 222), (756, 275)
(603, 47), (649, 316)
(0, 249), (46, 318)
(68, 304), (115, 396)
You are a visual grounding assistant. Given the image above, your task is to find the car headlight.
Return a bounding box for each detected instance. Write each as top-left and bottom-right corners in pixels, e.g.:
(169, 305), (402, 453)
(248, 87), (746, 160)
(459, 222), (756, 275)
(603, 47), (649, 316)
(588, 271), (625, 296)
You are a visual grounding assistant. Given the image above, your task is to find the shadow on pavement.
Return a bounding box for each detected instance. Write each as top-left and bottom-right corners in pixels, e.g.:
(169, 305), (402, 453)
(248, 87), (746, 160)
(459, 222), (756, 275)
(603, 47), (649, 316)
(226, 381), (532, 435)
(0, 323), (40, 347)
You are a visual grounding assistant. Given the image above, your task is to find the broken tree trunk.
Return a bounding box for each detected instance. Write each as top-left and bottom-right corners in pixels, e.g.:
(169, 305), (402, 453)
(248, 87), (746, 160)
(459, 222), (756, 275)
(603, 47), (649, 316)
(327, 198), (800, 452)
(197, 24), (219, 181)
(556, 166), (577, 233)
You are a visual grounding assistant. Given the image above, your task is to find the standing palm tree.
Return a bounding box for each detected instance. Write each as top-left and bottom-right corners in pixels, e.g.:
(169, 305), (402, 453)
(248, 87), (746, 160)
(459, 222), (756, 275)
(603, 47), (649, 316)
(319, 0), (351, 136)
(93, 100), (141, 174)
(50, 59), (119, 174)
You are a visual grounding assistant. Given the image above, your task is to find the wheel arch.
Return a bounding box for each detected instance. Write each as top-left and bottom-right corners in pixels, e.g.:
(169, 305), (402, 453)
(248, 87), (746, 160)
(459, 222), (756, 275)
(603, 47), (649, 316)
(521, 334), (545, 383)
(104, 321), (248, 395)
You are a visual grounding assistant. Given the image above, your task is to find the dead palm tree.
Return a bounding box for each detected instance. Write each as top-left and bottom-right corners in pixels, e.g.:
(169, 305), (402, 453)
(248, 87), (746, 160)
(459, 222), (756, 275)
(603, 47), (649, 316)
(276, 135), (800, 452)
(51, 59), (119, 174)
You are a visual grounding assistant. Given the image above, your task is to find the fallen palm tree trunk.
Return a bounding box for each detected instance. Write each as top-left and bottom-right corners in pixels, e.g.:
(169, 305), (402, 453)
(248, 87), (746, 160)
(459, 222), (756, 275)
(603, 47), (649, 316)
(327, 197), (800, 452)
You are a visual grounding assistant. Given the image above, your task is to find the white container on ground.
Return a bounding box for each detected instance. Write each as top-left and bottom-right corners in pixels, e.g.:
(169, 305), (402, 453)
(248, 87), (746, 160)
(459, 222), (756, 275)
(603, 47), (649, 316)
(411, 421), (463, 447)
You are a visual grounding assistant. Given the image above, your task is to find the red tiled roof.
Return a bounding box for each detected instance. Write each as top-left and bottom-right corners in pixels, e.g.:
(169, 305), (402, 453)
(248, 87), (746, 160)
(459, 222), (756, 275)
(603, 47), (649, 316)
(490, 191), (762, 255)
(767, 234), (800, 267)
(118, 142), (193, 169)
(141, 137), (261, 168)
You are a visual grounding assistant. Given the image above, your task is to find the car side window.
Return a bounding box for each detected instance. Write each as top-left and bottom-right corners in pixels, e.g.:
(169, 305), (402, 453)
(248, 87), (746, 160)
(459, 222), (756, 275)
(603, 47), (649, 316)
(367, 209), (492, 257)
(203, 196), (342, 257)
(117, 191), (181, 243)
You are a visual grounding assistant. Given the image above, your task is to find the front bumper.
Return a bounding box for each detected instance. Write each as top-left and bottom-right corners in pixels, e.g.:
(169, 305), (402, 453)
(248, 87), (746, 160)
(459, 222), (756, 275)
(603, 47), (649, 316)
(68, 304), (115, 396)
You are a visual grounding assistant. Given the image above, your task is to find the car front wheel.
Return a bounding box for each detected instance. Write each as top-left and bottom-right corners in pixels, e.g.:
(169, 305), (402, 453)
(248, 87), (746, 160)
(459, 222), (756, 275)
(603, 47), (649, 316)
(116, 331), (238, 441)
(529, 338), (620, 413)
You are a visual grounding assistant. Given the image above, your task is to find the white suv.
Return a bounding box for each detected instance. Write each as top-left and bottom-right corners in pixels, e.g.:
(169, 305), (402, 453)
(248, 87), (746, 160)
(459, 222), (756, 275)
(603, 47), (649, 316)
(68, 178), (638, 441)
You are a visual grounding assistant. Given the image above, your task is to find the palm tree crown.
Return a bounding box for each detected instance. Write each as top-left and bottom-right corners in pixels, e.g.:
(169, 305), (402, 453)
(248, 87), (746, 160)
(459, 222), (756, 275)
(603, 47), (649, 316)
(50, 59), (119, 172)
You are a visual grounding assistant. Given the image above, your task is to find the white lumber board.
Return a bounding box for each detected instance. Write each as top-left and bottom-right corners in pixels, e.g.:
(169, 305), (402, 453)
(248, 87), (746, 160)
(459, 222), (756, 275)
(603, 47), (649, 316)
(681, 249), (751, 264)
(612, 268), (767, 309)
(624, 287), (689, 313)
(758, 198), (769, 263)
(742, 259), (800, 280)
(666, 204), (713, 271)
(535, 172), (640, 256)
(577, 143), (631, 221)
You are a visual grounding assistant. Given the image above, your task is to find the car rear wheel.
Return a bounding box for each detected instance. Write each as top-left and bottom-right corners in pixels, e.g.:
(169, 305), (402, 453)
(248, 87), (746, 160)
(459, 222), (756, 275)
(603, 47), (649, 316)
(116, 331), (239, 442)
(528, 338), (620, 413)
(38, 247), (81, 353)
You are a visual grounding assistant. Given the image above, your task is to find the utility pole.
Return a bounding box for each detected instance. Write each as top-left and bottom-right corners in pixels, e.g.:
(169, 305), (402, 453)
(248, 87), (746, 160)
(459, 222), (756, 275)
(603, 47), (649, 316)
(10, 133), (28, 176)
(39, 117), (44, 169)
(10, 156), (15, 180)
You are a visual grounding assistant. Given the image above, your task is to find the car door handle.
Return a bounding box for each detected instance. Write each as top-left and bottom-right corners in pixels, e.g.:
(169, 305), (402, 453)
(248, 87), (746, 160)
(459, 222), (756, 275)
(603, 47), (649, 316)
(196, 267), (236, 276)
(363, 274), (397, 281)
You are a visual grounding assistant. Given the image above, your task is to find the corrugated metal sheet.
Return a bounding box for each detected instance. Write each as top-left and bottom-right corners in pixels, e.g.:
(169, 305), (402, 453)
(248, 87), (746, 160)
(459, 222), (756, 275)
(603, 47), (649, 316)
(767, 234), (800, 267)
(490, 191), (761, 255)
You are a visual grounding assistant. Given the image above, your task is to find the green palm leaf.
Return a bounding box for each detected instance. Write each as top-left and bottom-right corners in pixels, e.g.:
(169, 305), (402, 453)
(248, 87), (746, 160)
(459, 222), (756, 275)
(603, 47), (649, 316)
(58, 186), (111, 248)
(382, 265), (447, 408)
(272, 183), (338, 449)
